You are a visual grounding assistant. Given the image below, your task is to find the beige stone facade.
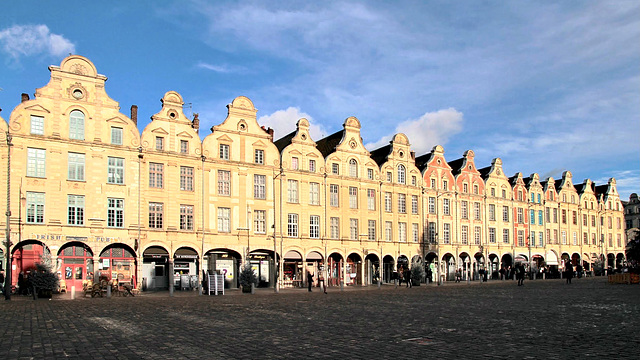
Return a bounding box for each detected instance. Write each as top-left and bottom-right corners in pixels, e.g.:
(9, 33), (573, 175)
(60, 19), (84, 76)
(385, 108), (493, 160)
(0, 55), (627, 292)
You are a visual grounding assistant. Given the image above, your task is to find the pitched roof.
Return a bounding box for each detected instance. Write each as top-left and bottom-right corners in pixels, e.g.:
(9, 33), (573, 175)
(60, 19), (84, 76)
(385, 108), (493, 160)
(315, 130), (344, 158)
(369, 144), (392, 166)
(273, 130), (296, 152)
(478, 166), (492, 179)
(414, 153), (431, 171)
(447, 158), (464, 176)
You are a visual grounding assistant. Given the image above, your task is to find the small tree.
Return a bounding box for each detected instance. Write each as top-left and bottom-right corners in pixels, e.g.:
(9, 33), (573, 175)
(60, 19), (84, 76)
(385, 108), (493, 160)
(239, 263), (257, 290)
(30, 263), (59, 298)
(411, 263), (425, 285)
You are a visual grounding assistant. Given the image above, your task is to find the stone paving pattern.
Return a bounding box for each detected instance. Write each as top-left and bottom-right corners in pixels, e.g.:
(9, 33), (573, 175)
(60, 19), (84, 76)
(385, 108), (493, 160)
(1, 277), (638, 359)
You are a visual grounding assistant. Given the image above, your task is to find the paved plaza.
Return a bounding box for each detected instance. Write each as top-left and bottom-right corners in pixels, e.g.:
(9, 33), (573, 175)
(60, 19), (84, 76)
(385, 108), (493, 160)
(1, 277), (638, 359)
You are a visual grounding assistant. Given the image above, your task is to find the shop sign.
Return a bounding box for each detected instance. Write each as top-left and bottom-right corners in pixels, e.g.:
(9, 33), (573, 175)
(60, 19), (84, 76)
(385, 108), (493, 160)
(175, 254), (198, 259)
(30, 234), (121, 243)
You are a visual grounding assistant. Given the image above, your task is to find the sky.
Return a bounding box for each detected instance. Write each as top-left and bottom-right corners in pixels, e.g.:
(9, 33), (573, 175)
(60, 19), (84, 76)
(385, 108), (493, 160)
(1, 1), (638, 199)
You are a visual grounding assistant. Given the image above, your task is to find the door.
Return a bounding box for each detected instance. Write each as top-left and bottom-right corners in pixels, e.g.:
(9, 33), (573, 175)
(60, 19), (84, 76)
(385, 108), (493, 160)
(64, 264), (85, 291)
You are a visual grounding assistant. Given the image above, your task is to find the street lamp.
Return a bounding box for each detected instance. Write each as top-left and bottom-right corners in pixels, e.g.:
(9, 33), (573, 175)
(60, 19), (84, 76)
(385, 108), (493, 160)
(272, 167), (283, 293)
(4, 131), (12, 300)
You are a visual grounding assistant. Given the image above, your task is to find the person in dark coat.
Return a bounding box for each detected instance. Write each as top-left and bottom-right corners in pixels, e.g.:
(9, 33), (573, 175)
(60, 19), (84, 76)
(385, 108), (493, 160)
(405, 268), (412, 288)
(307, 271), (314, 292)
(565, 262), (573, 284)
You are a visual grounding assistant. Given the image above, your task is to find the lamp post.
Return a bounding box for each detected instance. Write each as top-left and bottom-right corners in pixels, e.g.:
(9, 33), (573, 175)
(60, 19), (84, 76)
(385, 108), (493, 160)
(4, 131), (12, 300)
(272, 167), (283, 293)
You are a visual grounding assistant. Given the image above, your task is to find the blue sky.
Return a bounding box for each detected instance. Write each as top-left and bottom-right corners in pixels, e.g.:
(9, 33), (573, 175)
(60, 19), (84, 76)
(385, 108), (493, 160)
(1, 1), (638, 199)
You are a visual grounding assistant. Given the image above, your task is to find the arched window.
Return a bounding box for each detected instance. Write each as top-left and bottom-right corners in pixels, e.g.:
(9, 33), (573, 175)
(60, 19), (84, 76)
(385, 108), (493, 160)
(69, 110), (85, 140)
(349, 159), (358, 178)
(397, 165), (406, 184)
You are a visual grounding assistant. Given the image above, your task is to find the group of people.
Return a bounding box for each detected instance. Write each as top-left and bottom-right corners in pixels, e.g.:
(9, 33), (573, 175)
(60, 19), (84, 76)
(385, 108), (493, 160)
(396, 266), (413, 288)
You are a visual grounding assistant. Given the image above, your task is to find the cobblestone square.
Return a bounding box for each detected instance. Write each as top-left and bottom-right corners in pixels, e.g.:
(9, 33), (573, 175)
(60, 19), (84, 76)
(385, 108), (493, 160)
(1, 277), (638, 359)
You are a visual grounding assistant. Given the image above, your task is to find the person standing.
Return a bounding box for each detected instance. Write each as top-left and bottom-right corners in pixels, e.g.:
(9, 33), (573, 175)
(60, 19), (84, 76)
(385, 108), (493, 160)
(0, 270), (4, 294)
(565, 262), (573, 284)
(307, 271), (314, 292)
(405, 267), (412, 288)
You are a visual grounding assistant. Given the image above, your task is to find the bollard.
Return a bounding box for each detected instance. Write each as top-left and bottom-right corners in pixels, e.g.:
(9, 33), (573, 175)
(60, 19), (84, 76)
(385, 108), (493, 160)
(340, 281), (344, 292)
(106, 285), (111, 298)
(251, 283), (255, 294)
(170, 283), (174, 297)
(378, 279), (381, 289)
(71, 285), (76, 300)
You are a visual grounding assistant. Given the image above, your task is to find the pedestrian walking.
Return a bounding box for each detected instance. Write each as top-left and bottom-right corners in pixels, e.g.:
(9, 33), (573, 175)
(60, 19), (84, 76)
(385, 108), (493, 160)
(397, 267), (404, 287)
(516, 264), (525, 286)
(405, 268), (412, 288)
(455, 268), (461, 283)
(307, 271), (314, 292)
(0, 270), (5, 294)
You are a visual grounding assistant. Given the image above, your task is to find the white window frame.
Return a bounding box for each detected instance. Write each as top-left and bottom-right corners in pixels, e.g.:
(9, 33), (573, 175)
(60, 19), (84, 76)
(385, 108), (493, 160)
(309, 182), (320, 205)
(68, 152), (85, 181)
(218, 170), (231, 196)
(254, 174), (266, 199)
(180, 204), (194, 231)
(26, 192), (45, 224)
(67, 194), (84, 226)
(254, 210), (266, 234)
(30, 115), (44, 135)
(330, 217), (339, 239)
(107, 157), (124, 184)
(330, 184), (339, 207)
(219, 144), (230, 160)
(349, 187), (358, 209)
(27, 148), (46, 178)
(218, 207), (230, 232)
(287, 179), (299, 203)
(287, 213), (299, 237)
(310, 215), (320, 239)
(69, 110), (85, 140)
(111, 127), (123, 145)
(107, 198), (124, 228)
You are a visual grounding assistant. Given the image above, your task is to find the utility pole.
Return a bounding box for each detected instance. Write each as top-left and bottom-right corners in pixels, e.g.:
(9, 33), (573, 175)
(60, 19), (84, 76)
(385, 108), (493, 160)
(4, 132), (13, 300)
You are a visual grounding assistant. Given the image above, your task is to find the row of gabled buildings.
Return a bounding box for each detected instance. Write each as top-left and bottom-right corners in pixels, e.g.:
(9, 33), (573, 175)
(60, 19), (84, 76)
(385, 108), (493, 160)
(0, 55), (626, 292)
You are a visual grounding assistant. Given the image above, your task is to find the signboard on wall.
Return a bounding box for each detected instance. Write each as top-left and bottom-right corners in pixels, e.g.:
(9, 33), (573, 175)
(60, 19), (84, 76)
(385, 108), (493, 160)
(216, 260), (234, 280)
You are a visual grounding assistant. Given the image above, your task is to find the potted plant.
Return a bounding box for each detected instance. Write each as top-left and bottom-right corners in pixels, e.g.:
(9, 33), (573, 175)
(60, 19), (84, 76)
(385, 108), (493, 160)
(411, 263), (425, 286)
(239, 263), (257, 293)
(30, 263), (59, 299)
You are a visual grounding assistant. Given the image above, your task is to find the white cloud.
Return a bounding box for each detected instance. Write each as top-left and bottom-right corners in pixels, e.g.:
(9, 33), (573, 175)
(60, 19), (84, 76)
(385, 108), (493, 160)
(593, 170), (640, 201)
(365, 108), (464, 154)
(0, 24), (75, 60)
(258, 107), (328, 142)
(196, 62), (230, 73)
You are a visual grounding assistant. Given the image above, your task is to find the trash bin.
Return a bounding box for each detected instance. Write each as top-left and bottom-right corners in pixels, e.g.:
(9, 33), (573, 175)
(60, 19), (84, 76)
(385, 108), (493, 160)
(142, 277), (147, 291)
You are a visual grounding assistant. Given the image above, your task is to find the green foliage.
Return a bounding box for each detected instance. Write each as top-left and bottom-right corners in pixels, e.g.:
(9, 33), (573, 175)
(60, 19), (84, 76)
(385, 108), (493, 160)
(411, 263), (425, 285)
(239, 263), (257, 288)
(30, 263), (59, 292)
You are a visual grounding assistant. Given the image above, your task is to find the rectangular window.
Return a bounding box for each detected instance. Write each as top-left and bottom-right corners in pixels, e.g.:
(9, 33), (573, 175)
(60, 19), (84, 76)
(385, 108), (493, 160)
(530, 209), (535, 225)
(517, 208), (523, 224)
(67, 195), (84, 226)
(218, 207), (230, 232)
(431, 179), (436, 188)
(385, 192), (392, 212)
(461, 201), (468, 219)
(330, 217), (340, 239)
(412, 223), (419, 243)
(443, 223), (450, 244)
(554, 230), (559, 244)
(412, 176), (417, 186)
(461, 225), (468, 244)
(180, 140), (189, 154)
(464, 183), (468, 193)
(26, 192), (45, 224)
(254, 210), (266, 234)
(540, 232), (544, 247)
(309, 159), (316, 172)
(385, 221), (393, 241)
(107, 157), (124, 184)
(149, 163), (164, 188)
(332, 163), (339, 175)
(517, 230), (524, 246)
(572, 232), (577, 245)
(111, 127), (123, 145)
(412, 195), (418, 214)
(591, 233), (596, 245)
(219, 144), (229, 160)
(503, 206), (509, 222)
(68, 152), (85, 181)
(386, 172), (392, 182)
(539, 210), (543, 225)
(350, 219), (358, 240)
(474, 202), (481, 220)
(428, 222), (436, 243)
(349, 187), (358, 209)
(489, 204), (496, 221)
(287, 179), (299, 203)
(572, 211), (577, 225)
(30, 115), (44, 135)
(148, 202), (163, 229)
(443, 198), (450, 215)
(443, 180), (448, 191)
(254, 174), (266, 199)
(330, 185), (339, 207)
(309, 182), (319, 205)
(562, 230), (567, 245)
(546, 208), (551, 223)
(254, 149), (264, 164)
(218, 170), (230, 196)
(503, 229), (509, 244)
(562, 209), (567, 224)
(367, 189), (376, 210)
(291, 157), (299, 170)
(553, 208), (558, 223)
(398, 193), (406, 213)
(367, 168), (374, 180)
(180, 205), (194, 230)
(591, 215), (596, 227)
(310, 215), (320, 239)
(27, 148), (46, 178)
(398, 222), (407, 242)
(107, 198), (124, 228)
(489, 228), (496, 243)
(287, 213), (299, 237)
(428, 197), (435, 213)
(368, 220), (376, 241)
(180, 166), (194, 191)
(474, 227), (481, 245)
(155, 137), (164, 151)
(583, 214), (587, 226)
(583, 232), (588, 245)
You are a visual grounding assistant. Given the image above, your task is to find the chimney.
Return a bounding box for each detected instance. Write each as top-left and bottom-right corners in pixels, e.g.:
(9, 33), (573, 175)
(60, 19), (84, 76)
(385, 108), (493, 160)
(130, 105), (138, 125)
(192, 113), (200, 131)
(21, 93), (30, 103)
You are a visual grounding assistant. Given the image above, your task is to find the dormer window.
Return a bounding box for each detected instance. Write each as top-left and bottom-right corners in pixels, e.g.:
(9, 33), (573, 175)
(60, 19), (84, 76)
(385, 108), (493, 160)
(349, 159), (358, 178)
(69, 110), (85, 140)
(155, 137), (164, 151)
(219, 144), (229, 160)
(332, 163), (339, 175)
(291, 157), (299, 170)
(180, 140), (189, 154)
(30, 115), (44, 135)
(397, 165), (405, 184)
